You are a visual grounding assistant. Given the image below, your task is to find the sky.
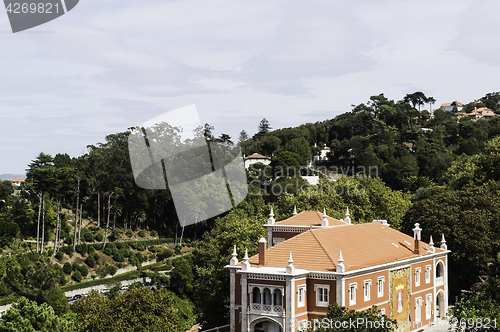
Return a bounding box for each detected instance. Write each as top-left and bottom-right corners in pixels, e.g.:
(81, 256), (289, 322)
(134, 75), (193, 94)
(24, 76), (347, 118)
(0, 0), (499, 175)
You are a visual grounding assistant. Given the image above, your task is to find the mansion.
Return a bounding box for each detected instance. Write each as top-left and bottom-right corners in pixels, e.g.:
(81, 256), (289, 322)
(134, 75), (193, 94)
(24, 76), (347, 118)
(226, 208), (449, 332)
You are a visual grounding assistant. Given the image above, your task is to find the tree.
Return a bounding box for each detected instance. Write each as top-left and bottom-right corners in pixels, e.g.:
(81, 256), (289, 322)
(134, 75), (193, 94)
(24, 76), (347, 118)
(258, 118), (272, 134)
(238, 130), (249, 144)
(402, 187), (500, 298)
(308, 303), (396, 332)
(70, 288), (184, 332)
(0, 297), (73, 332)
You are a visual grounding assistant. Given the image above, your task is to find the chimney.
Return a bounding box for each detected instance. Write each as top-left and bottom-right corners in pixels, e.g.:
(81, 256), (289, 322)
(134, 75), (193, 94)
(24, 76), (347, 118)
(413, 223), (422, 255)
(259, 238), (267, 266)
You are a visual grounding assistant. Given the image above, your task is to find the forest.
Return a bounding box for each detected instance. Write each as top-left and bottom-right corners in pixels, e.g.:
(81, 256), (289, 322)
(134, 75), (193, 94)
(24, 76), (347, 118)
(1, 91), (500, 331)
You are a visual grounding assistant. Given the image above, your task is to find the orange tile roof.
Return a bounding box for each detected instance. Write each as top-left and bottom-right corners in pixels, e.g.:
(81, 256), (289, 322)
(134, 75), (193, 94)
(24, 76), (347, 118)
(248, 223), (443, 272)
(272, 210), (345, 227)
(244, 154), (271, 160)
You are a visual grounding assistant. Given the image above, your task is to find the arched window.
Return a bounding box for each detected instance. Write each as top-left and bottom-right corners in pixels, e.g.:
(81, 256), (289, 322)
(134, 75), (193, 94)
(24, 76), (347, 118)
(252, 287), (261, 304)
(273, 289), (282, 306)
(263, 288), (272, 305)
(436, 262), (444, 278)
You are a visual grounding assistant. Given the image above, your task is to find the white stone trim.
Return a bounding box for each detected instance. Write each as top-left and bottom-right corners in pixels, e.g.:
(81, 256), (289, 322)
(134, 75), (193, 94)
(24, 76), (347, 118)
(363, 279), (372, 302)
(247, 274), (287, 281)
(297, 285), (306, 308)
(348, 282), (357, 306)
(425, 265), (431, 284)
(309, 273), (337, 280)
(415, 267), (421, 287)
(314, 284), (330, 307)
(377, 276), (385, 298)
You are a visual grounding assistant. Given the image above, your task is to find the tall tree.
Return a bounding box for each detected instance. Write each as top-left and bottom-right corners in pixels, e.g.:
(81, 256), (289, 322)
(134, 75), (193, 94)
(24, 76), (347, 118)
(258, 118), (272, 134)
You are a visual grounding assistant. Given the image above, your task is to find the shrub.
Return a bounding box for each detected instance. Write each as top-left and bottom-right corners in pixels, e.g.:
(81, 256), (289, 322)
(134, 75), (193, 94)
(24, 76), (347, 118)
(113, 253), (125, 262)
(150, 230), (158, 237)
(138, 230), (146, 237)
(119, 248), (132, 258)
(75, 243), (88, 255)
(135, 252), (144, 262)
(72, 262), (80, 271)
(72, 270), (82, 282)
(129, 255), (139, 266)
(64, 236), (73, 245)
(148, 245), (157, 253)
(92, 243), (103, 250)
(95, 233), (104, 242)
(88, 245), (95, 255)
(174, 245), (182, 255)
(93, 252), (100, 263)
(157, 249), (174, 262)
(63, 262), (72, 274)
(125, 229), (133, 238)
(79, 265), (89, 277)
(135, 243), (145, 251)
(55, 251), (64, 261)
(85, 255), (96, 268)
(110, 229), (121, 241)
(148, 253), (156, 261)
(104, 247), (113, 256)
(83, 231), (94, 243)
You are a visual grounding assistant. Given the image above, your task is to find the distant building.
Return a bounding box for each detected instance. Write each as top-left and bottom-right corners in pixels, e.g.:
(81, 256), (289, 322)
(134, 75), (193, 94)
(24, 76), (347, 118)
(313, 144), (331, 163)
(226, 208), (449, 332)
(457, 107), (496, 121)
(440, 101), (464, 112)
(11, 178), (26, 187)
(244, 154), (272, 170)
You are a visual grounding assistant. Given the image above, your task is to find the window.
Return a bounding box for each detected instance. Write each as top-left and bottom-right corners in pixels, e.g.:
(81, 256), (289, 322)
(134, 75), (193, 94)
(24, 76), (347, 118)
(349, 283), (357, 306)
(436, 261), (445, 285)
(274, 289), (283, 306)
(377, 277), (385, 298)
(297, 285), (306, 308)
(364, 280), (372, 302)
(415, 267), (421, 287)
(273, 238), (284, 246)
(315, 284), (330, 307)
(425, 265), (431, 284)
(415, 298), (422, 322)
(426, 294), (432, 320)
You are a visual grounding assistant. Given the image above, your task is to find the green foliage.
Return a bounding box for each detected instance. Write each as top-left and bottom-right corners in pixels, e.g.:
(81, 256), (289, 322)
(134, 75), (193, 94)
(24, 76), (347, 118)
(157, 249), (174, 261)
(85, 255), (96, 268)
(150, 230), (158, 237)
(0, 297), (73, 332)
(169, 258), (193, 297)
(138, 229), (146, 237)
(79, 264), (89, 277)
(62, 262), (72, 274)
(174, 245), (182, 255)
(94, 232), (104, 242)
(70, 288), (185, 332)
(113, 253), (125, 262)
(55, 251), (64, 261)
(403, 186), (500, 298)
(75, 243), (88, 255)
(72, 270), (83, 282)
(72, 262), (80, 271)
(125, 229), (133, 237)
(309, 303), (396, 332)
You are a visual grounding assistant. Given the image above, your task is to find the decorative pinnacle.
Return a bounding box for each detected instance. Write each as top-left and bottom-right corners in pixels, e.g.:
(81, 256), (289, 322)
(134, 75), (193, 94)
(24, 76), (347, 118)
(270, 207), (274, 217)
(293, 205), (298, 215)
(288, 251), (294, 264)
(345, 206), (350, 216)
(338, 250), (344, 263)
(441, 234), (446, 244)
(323, 208), (327, 218)
(243, 249), (249, 261)
(429, 236), (434, 246)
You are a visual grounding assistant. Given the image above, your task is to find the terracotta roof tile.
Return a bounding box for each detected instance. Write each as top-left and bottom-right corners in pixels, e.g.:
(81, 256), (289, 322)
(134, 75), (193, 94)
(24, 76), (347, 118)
(244, 154), (271, 160)
(248, 223), (443, 272)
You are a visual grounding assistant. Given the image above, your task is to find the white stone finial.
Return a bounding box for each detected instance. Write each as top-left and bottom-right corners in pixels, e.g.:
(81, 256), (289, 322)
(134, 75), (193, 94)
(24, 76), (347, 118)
(321, 208), (329, 227)
(344, 207), (351, 225)
(427, 236), (435, 253)
(440, 234), (447, 250)
(242, 248), (250, 270)
(293, 205), (298, 215)
(286, 251), (295, 274)
(268, 207), (275, 225)
(230, 245), (238, 266)
(413, 223), (422, 240)
(336, 250), (345, 272)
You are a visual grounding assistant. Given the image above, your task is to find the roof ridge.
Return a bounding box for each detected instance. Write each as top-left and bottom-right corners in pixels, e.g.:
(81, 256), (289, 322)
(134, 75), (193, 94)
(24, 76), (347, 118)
(310, 229), (336, 268)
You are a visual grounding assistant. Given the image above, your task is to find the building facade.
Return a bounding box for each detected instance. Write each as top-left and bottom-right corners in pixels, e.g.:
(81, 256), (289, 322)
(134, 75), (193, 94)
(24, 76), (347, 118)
(227, 209), (449, 332)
